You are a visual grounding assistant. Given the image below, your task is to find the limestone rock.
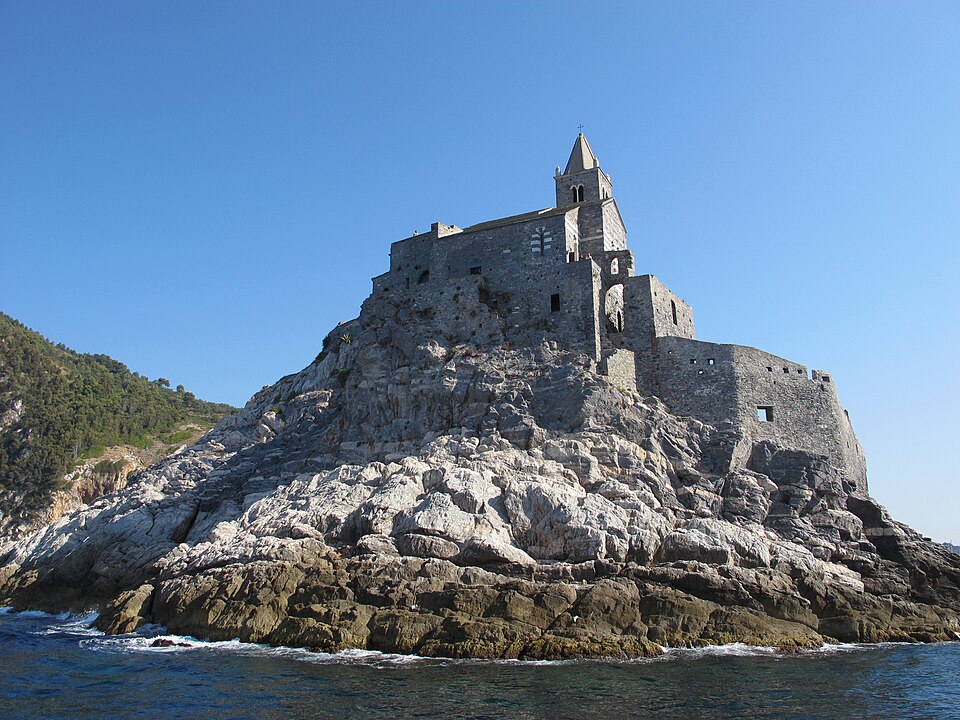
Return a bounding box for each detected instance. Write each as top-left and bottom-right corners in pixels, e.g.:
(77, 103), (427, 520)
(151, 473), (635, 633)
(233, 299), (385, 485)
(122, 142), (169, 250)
(0, 298), (957, 658)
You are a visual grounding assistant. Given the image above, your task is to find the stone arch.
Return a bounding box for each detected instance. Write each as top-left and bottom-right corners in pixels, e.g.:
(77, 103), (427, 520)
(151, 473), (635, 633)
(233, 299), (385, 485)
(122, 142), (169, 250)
(604, 283), (624, 334)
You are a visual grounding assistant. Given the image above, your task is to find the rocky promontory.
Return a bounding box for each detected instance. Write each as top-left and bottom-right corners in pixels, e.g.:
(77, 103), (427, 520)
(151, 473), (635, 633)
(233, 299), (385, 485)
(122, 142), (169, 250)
(1, 283), (958, 659)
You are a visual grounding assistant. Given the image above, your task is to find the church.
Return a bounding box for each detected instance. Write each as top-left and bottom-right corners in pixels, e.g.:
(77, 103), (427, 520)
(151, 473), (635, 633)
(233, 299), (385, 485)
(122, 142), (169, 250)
(370, 133), (866, 491)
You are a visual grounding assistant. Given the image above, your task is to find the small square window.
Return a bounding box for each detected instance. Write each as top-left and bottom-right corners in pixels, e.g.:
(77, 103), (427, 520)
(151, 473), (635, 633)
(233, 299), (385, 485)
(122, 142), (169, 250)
(766, 367), (773, 372)
(707, 358), (715, 365)
(757, 406), (774, 422)
(782, 367), (790, 374)
(690, 358), (697, 365)
(469, 266), (482, 276)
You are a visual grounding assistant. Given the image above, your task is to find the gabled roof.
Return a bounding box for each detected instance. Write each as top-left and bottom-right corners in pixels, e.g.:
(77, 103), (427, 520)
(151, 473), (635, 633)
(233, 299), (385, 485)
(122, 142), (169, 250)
(461, 205), (571, 234)
(563, 132), (599, 174)
(459, 197), (611, 235)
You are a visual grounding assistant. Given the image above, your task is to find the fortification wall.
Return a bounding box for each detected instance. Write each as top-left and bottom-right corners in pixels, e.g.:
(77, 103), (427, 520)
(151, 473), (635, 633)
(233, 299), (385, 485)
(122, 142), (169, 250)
(388, 233), (435, 291)
(653, 336), (866, 490)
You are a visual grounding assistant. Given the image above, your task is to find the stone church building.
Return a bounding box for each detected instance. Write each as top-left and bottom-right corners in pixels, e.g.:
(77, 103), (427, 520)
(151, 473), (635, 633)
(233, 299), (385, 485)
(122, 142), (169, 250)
(370, 134), (866, 491)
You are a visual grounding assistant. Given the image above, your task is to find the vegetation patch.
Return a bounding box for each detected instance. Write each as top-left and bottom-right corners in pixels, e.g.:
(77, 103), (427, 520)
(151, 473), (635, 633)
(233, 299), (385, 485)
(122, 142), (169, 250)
(0, 311), (236, 528)
(160, 428), (196, 445)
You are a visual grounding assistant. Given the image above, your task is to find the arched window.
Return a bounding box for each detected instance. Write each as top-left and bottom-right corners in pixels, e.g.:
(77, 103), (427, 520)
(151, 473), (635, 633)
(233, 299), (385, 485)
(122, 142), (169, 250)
(577, 185), (584, 202)
(571, 186), (578, 204)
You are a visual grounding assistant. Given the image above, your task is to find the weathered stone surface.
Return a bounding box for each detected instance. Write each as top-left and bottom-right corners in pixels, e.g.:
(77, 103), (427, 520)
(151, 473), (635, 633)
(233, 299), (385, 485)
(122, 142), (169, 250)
(0, 287), (958, 658)
(96, 583), (155, 635)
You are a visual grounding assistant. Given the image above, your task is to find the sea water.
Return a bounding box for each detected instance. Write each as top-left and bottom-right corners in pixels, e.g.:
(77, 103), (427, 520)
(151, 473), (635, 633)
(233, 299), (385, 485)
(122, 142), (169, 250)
(1, 608), (958, 719)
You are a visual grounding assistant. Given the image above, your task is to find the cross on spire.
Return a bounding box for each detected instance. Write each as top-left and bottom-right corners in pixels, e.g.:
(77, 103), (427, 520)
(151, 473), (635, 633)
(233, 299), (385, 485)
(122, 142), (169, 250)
(578, 124), (584, 133)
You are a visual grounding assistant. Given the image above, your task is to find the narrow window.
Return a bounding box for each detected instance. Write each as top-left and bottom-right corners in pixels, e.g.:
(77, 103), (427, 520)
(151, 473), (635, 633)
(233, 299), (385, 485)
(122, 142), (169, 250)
(757, 406), (774, 422)
(671, 300), (678, 325)
(568, 251), (576, 262)
(550, 293), (560, 312)
(417, 270), (429, 284)
(617, 311), (623, 332)
(571, 187), (578, 204)
(610, 258), (619, 275)
(469, 266), (481, 276)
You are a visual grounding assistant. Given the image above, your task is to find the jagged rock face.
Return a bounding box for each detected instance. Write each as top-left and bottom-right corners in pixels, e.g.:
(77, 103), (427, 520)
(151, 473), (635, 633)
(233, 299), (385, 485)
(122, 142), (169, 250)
(1, 290), (959, 658)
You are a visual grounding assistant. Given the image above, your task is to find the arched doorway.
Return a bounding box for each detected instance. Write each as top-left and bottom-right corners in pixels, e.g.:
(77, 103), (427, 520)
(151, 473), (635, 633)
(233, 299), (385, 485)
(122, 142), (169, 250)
(604, 284), (624, 334)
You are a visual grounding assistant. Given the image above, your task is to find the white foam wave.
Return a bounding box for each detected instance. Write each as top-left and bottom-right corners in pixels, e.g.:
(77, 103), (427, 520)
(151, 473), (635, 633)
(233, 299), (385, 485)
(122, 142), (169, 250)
(660, 643), (779, 659)
(80, 632), (440, 666)
(37, 611), (101, 636)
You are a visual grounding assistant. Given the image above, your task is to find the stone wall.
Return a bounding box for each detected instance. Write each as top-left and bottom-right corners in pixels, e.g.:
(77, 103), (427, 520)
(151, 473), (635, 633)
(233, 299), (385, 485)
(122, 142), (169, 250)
(601, 201), (628, 251)
(554, 167), (612, 208)
(602, 349), (637, 390)
(373, 211), (603, 360)
(653, 336), (867, 491)
(622, 274), (696, 390)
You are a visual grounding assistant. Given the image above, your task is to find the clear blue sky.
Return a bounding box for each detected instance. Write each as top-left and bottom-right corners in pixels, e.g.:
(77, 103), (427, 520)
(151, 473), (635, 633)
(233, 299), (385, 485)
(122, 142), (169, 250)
(2, 2), (958, 542)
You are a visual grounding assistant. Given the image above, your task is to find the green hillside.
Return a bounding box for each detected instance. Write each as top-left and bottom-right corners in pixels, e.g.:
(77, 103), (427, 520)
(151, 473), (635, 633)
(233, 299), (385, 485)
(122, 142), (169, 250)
(0, 312), (236, 528)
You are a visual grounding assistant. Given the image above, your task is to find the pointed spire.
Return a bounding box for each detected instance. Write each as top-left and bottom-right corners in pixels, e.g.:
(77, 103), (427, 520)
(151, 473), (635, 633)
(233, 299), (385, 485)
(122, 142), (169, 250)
(563, 132), (599, 174)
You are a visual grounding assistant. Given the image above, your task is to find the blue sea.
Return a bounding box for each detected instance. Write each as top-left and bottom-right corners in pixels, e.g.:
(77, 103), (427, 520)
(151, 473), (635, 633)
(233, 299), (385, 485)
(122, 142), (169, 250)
(1, 608), (958, 719)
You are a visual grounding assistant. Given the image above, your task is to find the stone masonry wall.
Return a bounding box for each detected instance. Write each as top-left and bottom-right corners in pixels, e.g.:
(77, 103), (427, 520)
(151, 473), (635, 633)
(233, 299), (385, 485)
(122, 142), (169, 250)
(653, 336), (867, 491)
(622, 274), (695, 391)
(601, 201), (628, 251)
(554, 167), (612, 208)
(373, 211), (602, 360)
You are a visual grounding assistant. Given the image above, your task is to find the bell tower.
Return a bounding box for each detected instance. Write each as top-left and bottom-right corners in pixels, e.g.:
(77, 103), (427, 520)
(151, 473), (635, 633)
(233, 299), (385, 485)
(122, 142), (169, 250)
(555, 132), (613, 208)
